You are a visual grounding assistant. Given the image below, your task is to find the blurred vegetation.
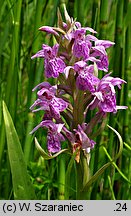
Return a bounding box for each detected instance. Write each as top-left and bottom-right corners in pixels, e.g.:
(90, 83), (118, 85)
(0, 0), (131, 200)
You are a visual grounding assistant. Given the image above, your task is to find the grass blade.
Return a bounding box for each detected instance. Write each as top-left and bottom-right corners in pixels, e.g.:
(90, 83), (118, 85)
(2, 101), (36, 199)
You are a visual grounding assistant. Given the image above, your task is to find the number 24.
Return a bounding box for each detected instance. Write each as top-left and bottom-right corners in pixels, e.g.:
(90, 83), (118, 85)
(115, 203), (127, 211)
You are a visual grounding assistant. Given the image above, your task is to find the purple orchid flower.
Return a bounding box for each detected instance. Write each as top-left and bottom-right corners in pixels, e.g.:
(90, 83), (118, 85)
(73, 39), (91, 60)
(63, 124), (96, 151)
(76, 69), (99, 92)
(68, 60), (99, 92)
(31, 44), (66, 78)
(64, 22), (96, 60)
(64, 60), (99, 91)
(30, 120), (65, 153)
(90, 74), (127, 113)
(71, 28), (92, 60)
(30, 82), (68, 119)
(91, 46), (109, 72)
(90, 40), (114, 72)
(74, 125), (96, 152)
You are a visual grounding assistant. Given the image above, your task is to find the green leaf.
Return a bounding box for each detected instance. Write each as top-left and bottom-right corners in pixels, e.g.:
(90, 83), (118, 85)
(103, 126), (131, 184)
(35, 137), (68, 160)
(2, 101), (36, 199)
(103, 146), (131, 184)
(82, 162), (111, 191)
(82, 124), (126, 191)
(124, 142), (131, 151)
(107, 124), (123, 160)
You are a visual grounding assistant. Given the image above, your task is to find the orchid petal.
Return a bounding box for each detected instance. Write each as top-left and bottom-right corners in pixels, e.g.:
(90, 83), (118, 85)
(39, 26), (59, 36)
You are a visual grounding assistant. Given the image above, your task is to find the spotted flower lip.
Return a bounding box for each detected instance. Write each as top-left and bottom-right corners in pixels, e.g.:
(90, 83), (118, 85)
(72, 28), (92, 60)
(30, 120), (65, 153)
(67, 24), (97, 60)
(73, 39), (90, 60)
(45, 57), (66, 78)
(73, 60), (99, 92)
(76, 72), (99, 92)
(64, 60), (99, 92)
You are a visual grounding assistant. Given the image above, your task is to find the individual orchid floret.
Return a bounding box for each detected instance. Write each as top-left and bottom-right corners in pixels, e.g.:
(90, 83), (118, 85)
(91, 46), (109, 72)
(74, 60), (99, 92)
(30, 120), (65, 153)
(74, 125), (96, 151)
(71, 29), (92, 60)
(76, 68), (99, 92)
(63, 124), (96, 163)
(90, 40), (114, 72)
(65, 22), (96, 60)
(30, 83), (68, 119)
(64, 60), (99, 91)
(31, 44), (66, 78)
(73, 39), (91, 60)
(90, 74), (127, 113)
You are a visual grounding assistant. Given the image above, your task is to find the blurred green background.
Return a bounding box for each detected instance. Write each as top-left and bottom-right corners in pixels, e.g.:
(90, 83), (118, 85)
(0, 0), (131, 200)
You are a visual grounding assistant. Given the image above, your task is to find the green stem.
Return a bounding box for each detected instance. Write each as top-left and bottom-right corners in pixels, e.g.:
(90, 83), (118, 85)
(90, 136), (101, 199)
(72, 89), (84, 129)
(58, 155), (66, 200)
(76, 151), (90, 199)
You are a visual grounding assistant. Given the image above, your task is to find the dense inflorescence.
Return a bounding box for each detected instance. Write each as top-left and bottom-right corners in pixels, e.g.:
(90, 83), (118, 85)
(30, 8), (127, 162)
